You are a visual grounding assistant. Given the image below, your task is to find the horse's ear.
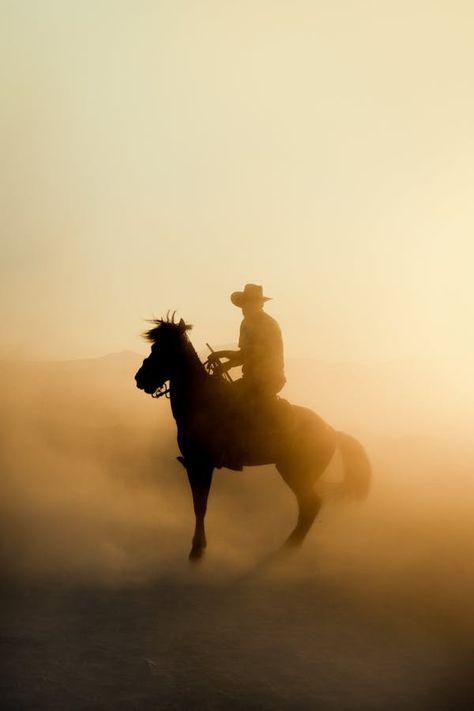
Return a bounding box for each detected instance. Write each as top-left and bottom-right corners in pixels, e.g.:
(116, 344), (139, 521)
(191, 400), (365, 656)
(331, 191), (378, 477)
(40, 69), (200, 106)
(178, 318), (192, 333)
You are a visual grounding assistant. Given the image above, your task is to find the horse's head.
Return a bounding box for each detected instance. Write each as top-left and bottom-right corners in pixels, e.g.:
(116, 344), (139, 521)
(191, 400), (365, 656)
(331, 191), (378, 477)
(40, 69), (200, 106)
(135, 315), (193, 395)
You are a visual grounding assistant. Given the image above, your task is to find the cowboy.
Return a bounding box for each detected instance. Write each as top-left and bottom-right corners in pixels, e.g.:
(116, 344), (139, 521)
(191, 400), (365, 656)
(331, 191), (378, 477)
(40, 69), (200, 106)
(208, 283), (286, 401)
(207, 284), (287, 469)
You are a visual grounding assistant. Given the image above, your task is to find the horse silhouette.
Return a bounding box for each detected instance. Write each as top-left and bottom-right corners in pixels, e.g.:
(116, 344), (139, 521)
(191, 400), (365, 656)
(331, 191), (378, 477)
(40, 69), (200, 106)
(135, 316), (371, 561)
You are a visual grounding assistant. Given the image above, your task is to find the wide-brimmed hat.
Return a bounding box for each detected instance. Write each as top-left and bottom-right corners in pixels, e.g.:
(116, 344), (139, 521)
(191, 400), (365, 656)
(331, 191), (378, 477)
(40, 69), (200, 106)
(230, 283), (271, 308)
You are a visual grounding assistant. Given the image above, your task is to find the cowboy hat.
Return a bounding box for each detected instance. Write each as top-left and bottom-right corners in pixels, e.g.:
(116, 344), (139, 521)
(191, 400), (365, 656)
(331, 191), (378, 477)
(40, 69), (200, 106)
(230, 283), (272, 307)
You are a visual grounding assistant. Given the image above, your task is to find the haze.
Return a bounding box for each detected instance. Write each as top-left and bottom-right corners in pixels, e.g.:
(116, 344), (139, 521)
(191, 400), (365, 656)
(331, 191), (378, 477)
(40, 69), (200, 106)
(1, 1), (473, 368)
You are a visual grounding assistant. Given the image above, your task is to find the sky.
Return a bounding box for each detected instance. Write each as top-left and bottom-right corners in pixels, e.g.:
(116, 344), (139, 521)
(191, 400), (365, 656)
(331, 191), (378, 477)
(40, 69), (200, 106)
(1, 0), (473, 363)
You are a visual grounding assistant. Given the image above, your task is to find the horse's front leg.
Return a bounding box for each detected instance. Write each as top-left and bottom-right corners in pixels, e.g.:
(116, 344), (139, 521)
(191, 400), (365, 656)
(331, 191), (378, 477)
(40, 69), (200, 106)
(185, 462), (214, 562)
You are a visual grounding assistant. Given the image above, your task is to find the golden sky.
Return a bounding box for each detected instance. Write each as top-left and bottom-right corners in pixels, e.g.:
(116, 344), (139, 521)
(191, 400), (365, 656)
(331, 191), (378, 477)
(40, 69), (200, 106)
(1, 1), (473, 362)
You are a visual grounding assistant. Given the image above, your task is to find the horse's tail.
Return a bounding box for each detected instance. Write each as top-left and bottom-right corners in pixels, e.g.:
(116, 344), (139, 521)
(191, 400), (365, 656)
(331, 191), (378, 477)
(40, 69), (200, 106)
(335, 431), (371, 500)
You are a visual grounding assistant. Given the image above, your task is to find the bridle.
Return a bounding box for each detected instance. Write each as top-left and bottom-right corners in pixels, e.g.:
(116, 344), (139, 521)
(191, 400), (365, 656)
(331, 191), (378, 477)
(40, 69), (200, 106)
(151, 384), (171, 399)
(148, 334), (215, 401)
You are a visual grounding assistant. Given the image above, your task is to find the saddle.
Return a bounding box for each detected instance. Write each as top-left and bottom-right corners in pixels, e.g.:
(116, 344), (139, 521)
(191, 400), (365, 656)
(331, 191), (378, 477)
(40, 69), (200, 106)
(208, 377), (295, 469)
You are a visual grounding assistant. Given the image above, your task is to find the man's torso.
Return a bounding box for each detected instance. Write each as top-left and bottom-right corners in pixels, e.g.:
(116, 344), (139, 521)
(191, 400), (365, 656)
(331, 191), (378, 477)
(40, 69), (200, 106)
(238, 311), (286, 394)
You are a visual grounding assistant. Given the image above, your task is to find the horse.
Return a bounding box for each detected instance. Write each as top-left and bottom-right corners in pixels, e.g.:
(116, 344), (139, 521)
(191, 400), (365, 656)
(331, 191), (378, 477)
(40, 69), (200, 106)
(134, 315), (371, 561)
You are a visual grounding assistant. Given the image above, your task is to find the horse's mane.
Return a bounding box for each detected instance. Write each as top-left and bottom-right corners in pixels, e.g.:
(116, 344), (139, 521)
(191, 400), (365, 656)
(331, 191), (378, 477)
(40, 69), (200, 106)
(143, 312), (193, 344)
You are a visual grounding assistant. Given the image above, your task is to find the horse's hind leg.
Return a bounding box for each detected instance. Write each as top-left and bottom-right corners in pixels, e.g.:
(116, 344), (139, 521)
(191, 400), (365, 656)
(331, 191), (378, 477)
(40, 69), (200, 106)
(276, 464), (322, 549)
(286, 483), (321, 548)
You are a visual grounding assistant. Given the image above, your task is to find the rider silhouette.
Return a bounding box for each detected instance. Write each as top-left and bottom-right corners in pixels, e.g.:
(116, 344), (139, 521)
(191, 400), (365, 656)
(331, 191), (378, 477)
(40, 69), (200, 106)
(208, 283), (286, 401)
(207, 284), (286, 469)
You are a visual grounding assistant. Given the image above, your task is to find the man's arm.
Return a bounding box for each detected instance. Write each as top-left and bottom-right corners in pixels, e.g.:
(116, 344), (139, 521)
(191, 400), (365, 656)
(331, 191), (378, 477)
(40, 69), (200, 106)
(208, 349), (243, 370)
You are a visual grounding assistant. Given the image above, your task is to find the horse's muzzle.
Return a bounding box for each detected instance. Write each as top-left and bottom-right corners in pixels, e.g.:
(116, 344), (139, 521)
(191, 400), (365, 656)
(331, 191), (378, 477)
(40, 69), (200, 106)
(134, 370), (146, 390)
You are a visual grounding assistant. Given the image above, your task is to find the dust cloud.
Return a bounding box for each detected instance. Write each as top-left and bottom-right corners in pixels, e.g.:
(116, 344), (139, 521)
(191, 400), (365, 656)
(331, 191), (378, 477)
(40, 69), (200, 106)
(1, 352), (473, 707)
(0, 352), (192, 583)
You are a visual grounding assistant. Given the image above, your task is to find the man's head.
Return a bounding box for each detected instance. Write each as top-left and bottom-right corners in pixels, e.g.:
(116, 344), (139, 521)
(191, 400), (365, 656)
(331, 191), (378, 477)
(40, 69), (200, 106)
(230, 284), (271, 316)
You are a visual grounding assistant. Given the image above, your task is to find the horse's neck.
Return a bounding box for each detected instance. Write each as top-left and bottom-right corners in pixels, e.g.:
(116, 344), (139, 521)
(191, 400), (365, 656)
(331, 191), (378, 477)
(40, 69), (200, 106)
(169, 340), (206, 422)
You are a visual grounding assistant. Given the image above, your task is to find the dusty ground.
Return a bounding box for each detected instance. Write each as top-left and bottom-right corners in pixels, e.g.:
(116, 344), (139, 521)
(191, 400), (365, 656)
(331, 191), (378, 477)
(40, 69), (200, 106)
(1, 543), (473, 711)
(2, 449), (473, 711)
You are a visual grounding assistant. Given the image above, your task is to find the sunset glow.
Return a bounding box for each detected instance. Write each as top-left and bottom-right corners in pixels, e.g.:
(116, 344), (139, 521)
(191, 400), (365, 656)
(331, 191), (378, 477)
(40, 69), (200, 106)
(1, 1), (473, 366)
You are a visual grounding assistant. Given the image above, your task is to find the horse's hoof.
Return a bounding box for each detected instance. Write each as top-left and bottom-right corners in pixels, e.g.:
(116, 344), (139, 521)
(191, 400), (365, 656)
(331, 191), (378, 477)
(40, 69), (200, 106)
(282, 533), (304, 550)
(188, 546), (205, 563)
